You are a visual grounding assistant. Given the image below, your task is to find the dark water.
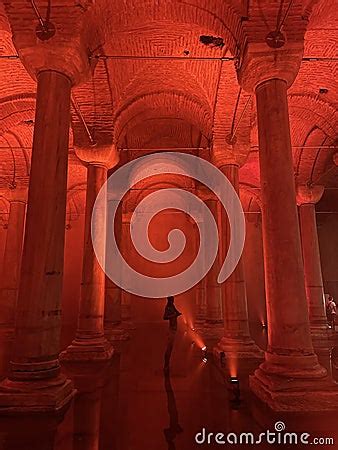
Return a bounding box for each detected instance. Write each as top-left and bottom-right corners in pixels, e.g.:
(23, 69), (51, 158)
(0, 323), (337, 450)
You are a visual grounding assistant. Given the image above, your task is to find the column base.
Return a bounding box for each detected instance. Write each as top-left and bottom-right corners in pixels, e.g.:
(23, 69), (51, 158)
(60, 336), (114, 362)
(0, 374), (75, 415)
(214, 336), (264, 359)
(105, 325), (130, 341)
(121, 320), (136, 330)
(194, 319), (206, 332)
(201, 322), (224, 339)
(311, 325), (335, 340)
(250, 369), (338, 412)
(195, 314), (206, 324)
(250, 351), (338, 411)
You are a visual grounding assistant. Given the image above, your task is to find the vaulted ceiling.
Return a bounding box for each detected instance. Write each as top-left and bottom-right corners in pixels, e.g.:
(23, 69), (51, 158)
(0, 0), (337, 218)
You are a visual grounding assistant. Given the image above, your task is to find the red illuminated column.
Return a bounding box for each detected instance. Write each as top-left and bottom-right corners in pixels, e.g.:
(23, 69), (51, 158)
(120, 217), (135, 330)
(204, 198), (223, 336)
(0, 189), (27, 332)
(296, 185), (329, 339)
(213, 162), (262, 358)
(72, 373), (103, 450)
(104, 197), (129, 341)
(195, 278), (207, 326)
(0, 71), (75, 412)
(246, 76), (338, 409)
(61, 145), (119, 361)
(193, 220), (206, 327)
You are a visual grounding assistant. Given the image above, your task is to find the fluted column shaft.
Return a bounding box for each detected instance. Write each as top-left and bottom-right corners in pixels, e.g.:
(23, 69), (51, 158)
(61, 162), (114, 361)
(298, 194), (328, 331)
(10, 71), (72, 380)
(257, 80), (312, 353)
(78, 165), (107, 339)
(104, 200), (129, 340)
(0, 197), (26, 330)
(215, 164), (262, 358)
(205, 199), (222, 325)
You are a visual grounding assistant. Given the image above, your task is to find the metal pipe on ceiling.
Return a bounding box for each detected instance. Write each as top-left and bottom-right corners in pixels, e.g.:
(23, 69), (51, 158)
(1, 55), (337, 61)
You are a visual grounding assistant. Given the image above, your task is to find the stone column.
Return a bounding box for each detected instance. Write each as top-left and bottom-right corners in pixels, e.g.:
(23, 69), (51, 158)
(0, 189), (27, 332)
(238, 49), (338, 409)
(104, 198), (129, 341)
(296, 185), (330, 341)
(193, 220), (206, 327)
(212, 160), (262, 359)
(0, 71), (75, 412)
(204, 198), (223, 337)
(61, 145), (119, 361)
(195, 278), (207, 327)
(120, 216), (135, 330)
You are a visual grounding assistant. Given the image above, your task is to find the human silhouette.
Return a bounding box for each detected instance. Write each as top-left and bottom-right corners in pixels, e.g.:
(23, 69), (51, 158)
(163, 296), (182, 332)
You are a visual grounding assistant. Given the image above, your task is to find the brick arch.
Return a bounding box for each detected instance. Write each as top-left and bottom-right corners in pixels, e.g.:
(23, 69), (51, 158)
(122, 117), (203, 150)
(117, 62), (213, 111)
(0, 196), (9, 227)
(251, 93), (338, 147)
(96, 0), (244, 56)
(0, 127), (31, 189)
(0, 30), (15, 54)
(240, 184), (261, 211)
(305, 0), (338, 27)
(0, 2), (10, 33)
(0, 96), (35, 188)
(126, 176), (194, 213)
(288, 94), (337, 140)
(0, 95), (36, 134)
(66, 183), (86, 223)
(212, 61), (252, 153)
(114, 91), (213, 146)
(72, 58), (115, 146)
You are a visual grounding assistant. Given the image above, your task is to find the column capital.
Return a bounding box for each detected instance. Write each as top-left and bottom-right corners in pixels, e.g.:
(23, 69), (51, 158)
(196, 186), (217, 202)
(237, 41), (303, 93)
(18, 45), (92, 86)
(75, 144), (119, 170)
(3, 2), (95, 85)
(296, 185), (324, 206)
(211, 144), (249, 169)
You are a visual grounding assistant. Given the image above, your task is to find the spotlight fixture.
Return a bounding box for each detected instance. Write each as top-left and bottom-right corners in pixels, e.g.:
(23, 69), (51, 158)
(201, 346), (207, 361)
(228, 377), (241, 403)
(229, 376), (239, 386)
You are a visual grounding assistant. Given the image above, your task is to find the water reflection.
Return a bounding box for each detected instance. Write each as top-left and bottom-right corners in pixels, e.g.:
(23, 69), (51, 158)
(0, 412), (63, 450)
(62, 358), (119, 450)
(163, 330), (183, 450)
(0, 325), (337, 450)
